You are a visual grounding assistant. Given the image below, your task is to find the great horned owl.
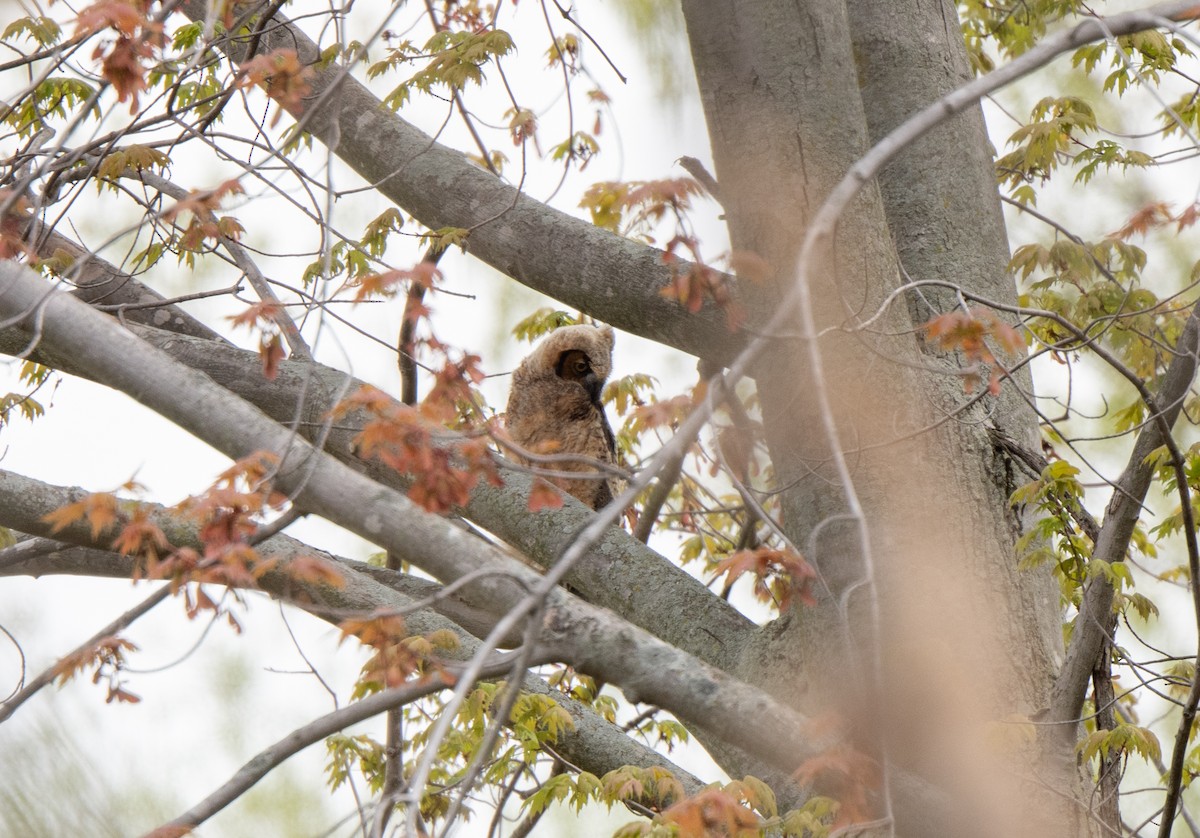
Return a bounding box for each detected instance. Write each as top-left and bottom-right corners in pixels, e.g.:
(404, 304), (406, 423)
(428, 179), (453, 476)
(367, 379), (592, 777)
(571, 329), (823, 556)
(505, 324), (619, 510)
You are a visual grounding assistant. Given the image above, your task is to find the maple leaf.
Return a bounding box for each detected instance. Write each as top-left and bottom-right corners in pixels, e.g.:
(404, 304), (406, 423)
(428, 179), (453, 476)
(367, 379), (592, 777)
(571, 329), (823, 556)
(1176, 202), (1200, 232)
(657, 236), (744, 330)
(421, 354), (485, 423)
(259, 333), (285, 380)
(163, 179), (245, 224)
(660, 789), (760, 837)
(110, 511), (169, 559)
(75, 0), (146, 36)
(352, 262), (441, 302)
(98, 36), (152, 111)
(622, 178), (704, 221)
(280, 554), (346, 589)
(528, 478), (565, 512)
(341, 614), (408, 649)
(196, 543), (262, 588)
(52, 634), (140, 706)
(794, 744), (882, 830)
(338, 386), (500, 514)
(107, 685), (141, 704)
(340, 614), (422, 688)
(75, 2), (163, 112)
(921, 307), (1025, 396)
(1111, 201), (1172, 240)
(212, 451), (280, 488)
(42, 492), (120, 540)
(711, 547), (817, 610)
(631, 395), (693, 433)
(183, 584), (220, 620)
(236, 49), (313, 126)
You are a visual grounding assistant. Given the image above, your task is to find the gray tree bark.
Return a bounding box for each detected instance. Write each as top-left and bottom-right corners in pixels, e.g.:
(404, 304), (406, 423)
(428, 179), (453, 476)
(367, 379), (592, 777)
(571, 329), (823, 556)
(0, 261), (954, 826)
(0, 469), (709, 797)
(681, 0), (1072, 833)
(12, 0), (1184, 833)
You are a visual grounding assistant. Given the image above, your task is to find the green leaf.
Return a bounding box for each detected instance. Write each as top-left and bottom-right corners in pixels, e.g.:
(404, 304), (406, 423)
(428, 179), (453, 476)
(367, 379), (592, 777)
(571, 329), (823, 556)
(2, 15), (60, 46)
(524, 772), (575, 817)
(512, 308), (581, 342)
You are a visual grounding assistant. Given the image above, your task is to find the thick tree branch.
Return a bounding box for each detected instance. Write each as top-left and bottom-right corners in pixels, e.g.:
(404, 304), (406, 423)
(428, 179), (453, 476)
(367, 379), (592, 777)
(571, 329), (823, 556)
(0, 476), (708, 802)
(0, 263), (951, 824)
(14, 217), (225, 341)
(0, 317), (754, 674)
(175, 0), (740, 365)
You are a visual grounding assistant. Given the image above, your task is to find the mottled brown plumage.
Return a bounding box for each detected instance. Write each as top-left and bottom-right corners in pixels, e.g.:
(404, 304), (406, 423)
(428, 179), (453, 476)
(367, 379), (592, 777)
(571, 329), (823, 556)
(505, 324), (619, 509)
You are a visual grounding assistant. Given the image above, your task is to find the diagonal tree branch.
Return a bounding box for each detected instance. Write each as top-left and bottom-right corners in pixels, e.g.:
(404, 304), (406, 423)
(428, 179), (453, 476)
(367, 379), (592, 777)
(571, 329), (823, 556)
(0, 261), (953, 834)
(153, 657), (513, 835)
(0, 475), (709, 804)
(0, 317), (753, 674)
(12, 217), (225, 341)
(1047, 313), (1200, 731)
(175, 0), (741, 365)
(0, 469), (502, 644)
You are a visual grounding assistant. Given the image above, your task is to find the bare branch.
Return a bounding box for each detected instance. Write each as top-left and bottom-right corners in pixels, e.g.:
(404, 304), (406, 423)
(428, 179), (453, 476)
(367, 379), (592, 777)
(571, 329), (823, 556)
(175, 0), (740, 365)
(0, 474), (709, 804)
(1048, 312), (1200, 732)
(0, 260), (952, 830)
(153, 658), (515, 835)
(0, 584), (170, 724)
(0, 317), (754, 674)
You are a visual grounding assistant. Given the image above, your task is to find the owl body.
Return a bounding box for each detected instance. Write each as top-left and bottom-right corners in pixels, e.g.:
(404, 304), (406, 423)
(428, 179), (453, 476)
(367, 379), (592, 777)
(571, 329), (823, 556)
(505, 324), (618, 510)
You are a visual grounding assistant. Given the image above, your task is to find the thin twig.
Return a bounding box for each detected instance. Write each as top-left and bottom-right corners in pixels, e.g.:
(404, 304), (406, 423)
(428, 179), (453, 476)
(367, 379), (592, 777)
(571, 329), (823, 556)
(0, 585), (172, 724)
(632, 443), (684, 543)
(677, 155), (723, 207)
(549, 0), (627, 83)
(134, 168), (314, 361)
(151, 658), (515, 836)
(398, 243), (447, 406)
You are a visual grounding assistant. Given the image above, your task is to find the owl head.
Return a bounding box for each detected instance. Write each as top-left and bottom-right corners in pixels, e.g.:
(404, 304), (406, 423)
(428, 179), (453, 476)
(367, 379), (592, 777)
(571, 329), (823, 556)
(511, 324), (615, 400)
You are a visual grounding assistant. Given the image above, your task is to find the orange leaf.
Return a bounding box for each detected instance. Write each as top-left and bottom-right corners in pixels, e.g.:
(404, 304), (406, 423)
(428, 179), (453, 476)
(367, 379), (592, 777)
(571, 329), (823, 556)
(228, 301), (283, 331)
(528, 479), (565, 512)
(1112, 201), (1171, 240)
(711, 547), (816, 610)
(260, 333), (285, 380)
(282, 554), (346, 589)
(794, 744), (882, 830)
(660, 789), (760, 837)
(110, 512), (169, 558)
(42, 492), (120, 540)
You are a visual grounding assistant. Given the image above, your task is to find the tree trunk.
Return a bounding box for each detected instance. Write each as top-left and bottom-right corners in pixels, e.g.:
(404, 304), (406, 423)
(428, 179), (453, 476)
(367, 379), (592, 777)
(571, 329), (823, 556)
(680, 1), (1076, 833)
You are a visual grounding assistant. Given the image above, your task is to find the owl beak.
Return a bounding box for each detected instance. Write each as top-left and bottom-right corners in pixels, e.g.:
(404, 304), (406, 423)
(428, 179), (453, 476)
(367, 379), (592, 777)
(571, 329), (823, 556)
(582, 372), (603, 406)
